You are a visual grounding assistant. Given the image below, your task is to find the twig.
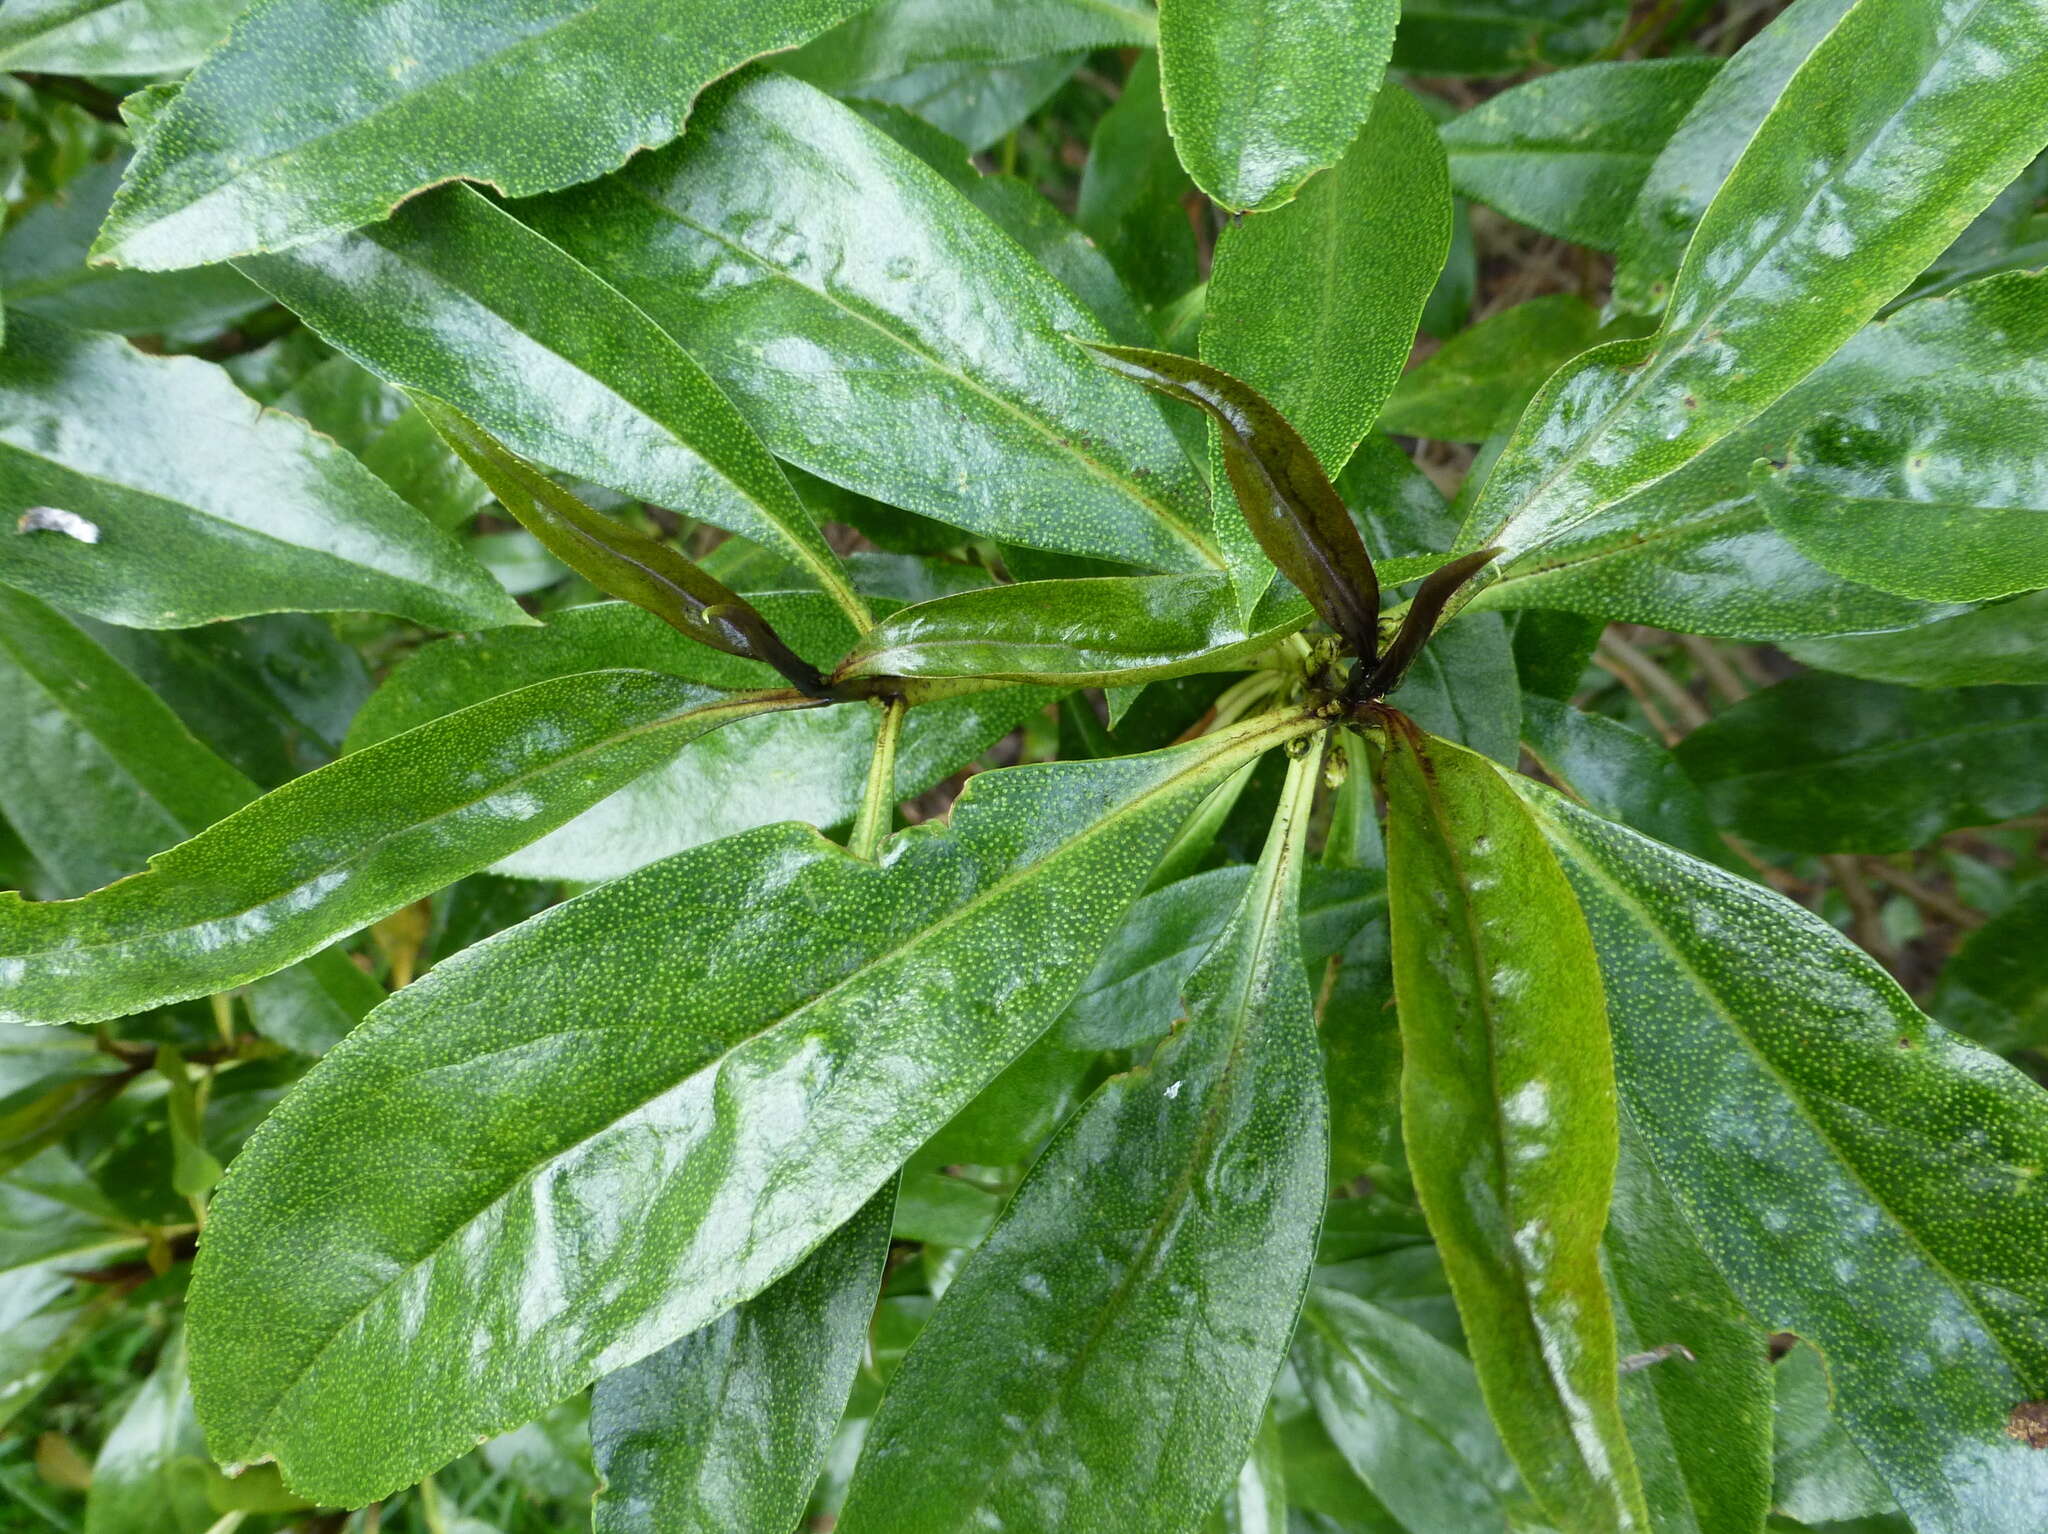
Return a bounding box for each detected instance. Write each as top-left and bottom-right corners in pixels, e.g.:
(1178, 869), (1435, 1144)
(1590, 654), (1678, 746)
(1823, 854), (1894, 965)
(1599, 632), (1711, 732)
(1864, 860), (1986, 931)
(1677, 633), (1749, 705)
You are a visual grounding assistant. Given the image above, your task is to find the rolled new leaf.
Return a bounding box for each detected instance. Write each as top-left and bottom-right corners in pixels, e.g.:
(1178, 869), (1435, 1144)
(1072, 340), (1382, 659)
(1354, 547), (1501, 700)
(414, 396), (832, 697)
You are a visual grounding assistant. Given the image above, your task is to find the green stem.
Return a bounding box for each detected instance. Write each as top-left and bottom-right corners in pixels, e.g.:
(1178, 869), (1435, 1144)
(850, 698), (908, 861)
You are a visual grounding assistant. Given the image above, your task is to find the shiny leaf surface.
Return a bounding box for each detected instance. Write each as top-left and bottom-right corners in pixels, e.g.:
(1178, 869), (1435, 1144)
(235, 184), (864, 624)
(1784, 590), (2048, 687)
(1935, 879), (2048, 1055)
(1389, 0), (1625, 75)
(92, 0), (874, 270)
(1522, 785), (2048, 1532)
(0, 313), (525, 632)
(1378, 295), (1605, 445)
(781, 0), (1155, 91)
(591, 1190), (891, 1534)
(1519, 694), (1734, 870)
(1076, 53), (1197, 310)
(1157, 0), (1398, 211)
(0, 0), (247, 73)
(185, 711), (1315, 1503)
(1441, 59), (1720, 251)
(523, 72), (1219, 574)
(1381, 721), (1646, 1533)
(839, 735), (1329, 1532)
(1675, 674), (2048, 854)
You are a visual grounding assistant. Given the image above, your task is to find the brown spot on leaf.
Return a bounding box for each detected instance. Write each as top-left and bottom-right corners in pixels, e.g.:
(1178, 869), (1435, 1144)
(2008, 1401), (2048, 1449)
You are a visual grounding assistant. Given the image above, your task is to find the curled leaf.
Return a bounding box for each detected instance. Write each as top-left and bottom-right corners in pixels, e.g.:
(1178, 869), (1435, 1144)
(1071, 339), (1381, 656)
(1355, 547), (1501, 701)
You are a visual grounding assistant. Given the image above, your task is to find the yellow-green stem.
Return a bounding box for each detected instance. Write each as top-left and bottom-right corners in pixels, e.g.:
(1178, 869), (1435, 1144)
(850, 698), (908, 860)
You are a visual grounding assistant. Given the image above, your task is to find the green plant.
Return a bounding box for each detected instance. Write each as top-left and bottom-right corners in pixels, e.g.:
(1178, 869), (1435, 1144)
(4, 1), (2048, 1531)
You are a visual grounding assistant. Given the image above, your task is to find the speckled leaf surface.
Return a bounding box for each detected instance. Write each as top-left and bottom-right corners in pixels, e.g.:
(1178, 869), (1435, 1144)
(1441, 59), (1720, 252)
(0, 0), (247, 74)
(1521, 785), (2048, 1534)
(91, 0), (875, 271)
(523, 72), (1219, 574)
(0, 671), (806, 1026)
(591, 1189), (891, 1534)
(781, 0), (1155, 91)
(1157, 0), (1397, 212)
(838, 737), (1328, 1533)
(0, 314), (523, 632)
(234, 185), (864, 623)
(1675, 674), (2048, 854)
(1784, 590), (2048, 687)
(183, 711), (1314, 1505)
(1202, 85), (1448, 617)
(1381, 722), (1646, 1533)
(1457, 0), (2048, 568)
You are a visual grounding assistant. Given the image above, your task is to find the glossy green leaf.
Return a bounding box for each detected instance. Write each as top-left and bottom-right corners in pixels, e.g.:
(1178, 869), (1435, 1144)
(0, 0), (247, 73)
(1513, 608), (1606, 701)
(590, 1190), (891, 1534)
(1076, 53), (1197, 311)
(523, 72), (1219, 574)
(1293, 1286), (1524, 1531)
(847, 52), (1084, 153)
(92, 0), (875, 271)
(349, 599), (1045, 883)
(1381, 721), (1646, 1533)
(1206, 1411), (1287, 1534)
(1520, 694), (1734, 870)
(1784, 590), (2048, 687)
(1759, 395), (2048, 603)
(836, 574), (1312, 692)
(1442, 59), (1720, 251)
(781, 0), (1154, 91)
(1074, 345), (1382, 653)
(1605, 1121), (1774, 1534)
(1201, 86), (1449, 619)
(274, 355), (488, 533)
(839, 734), (1329, 1532)
(185, 710), (1315, 1504)
(1769, 1341), (1902, 1529)
(1935, 879), (2048, 1055)
(1901, 154), (2048, 308)
(1675, 674), (2048, 854)
(234, 184), (866, 625)
(1390, 0), (1626, 75)
(0, 1152), (138, 1430)
(0, 669), (807, 1026)
(0, 313), (525, 632)
(1379, 296), (1604, 445)
(82, 1334), (221, 1534)
(1458, 0), (2048, 568)
(1522, 784), (2048, 1532)
(0, 156), (268, 341)
(1613, 0), (1859, 313)
(1157, 0), (1397, 211)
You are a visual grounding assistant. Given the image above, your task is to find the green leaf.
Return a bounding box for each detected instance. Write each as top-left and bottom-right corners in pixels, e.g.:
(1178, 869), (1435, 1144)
(0, 313), (525, 632)
(1380, 608), (1520, 766)
(0, 668), (807, 1025)
(1389, 0), (1626, 76)
(0, 0), (247, 74)
(1293, 1286), (1524, 1531)
(183, 711), (1314, 1503)
(1758, 396), (2048, 603)
(1379, 296), (1605, 444)
(159, 1046), (222, 1202)
(83, 1330), (220, 1534)
(275, 355), (488, 532)
(0, 156), (268, 341)
(348, 599), (1046, 882)
(1158, 0), (1398, 211)
(1935, 879), (2048, 1055)
(1380, 721), (1647, 1533)
(1442, 59), (1721, 251)
(1076, 53), (1197, 310)
(836, 574), (1312, 691)
(1785, 590), (2048, 688)
(1458, 0), (2048, 567)
(781, 0), (1155, 91)
(590, 1189), (891, 1534)
(1901, 154), (2048, 307)
(522, 72), (1219, 574)
(1605, 1121), (1774, 1534)
(1201, 85), (1449, 618)
(1521, 784), (2048, 1533)
(845, 53), (1084, 153)
(91, 0), (875, 271)
(1613, 0), (1859, 313)
(1770, 1340), (1902, 1528)
(1675, 674), (2048, 854)
(1205, 1411), (1288, 1534)
(838, 735), (1329, 1532)
(1519, 694), (1735, 869)
(234, 184), (866, 626)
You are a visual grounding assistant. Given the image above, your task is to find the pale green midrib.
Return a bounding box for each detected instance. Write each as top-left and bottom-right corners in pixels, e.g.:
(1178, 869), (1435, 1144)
(1696, 712), (2048, 790)
(240, 709), (1315, 1457)
(0, 437), (475, 608)
(1483, 498), (1757, 592)
(947, 738), (1320, 1525)
(325, 209), (868, 628)
(1406, 740), (1638, 1528)
(1535, 804), (2035, 1382)
(0, 686), (795, 968)
(614, 180), (1225, 571)
(1469, 0), (1992, 553)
